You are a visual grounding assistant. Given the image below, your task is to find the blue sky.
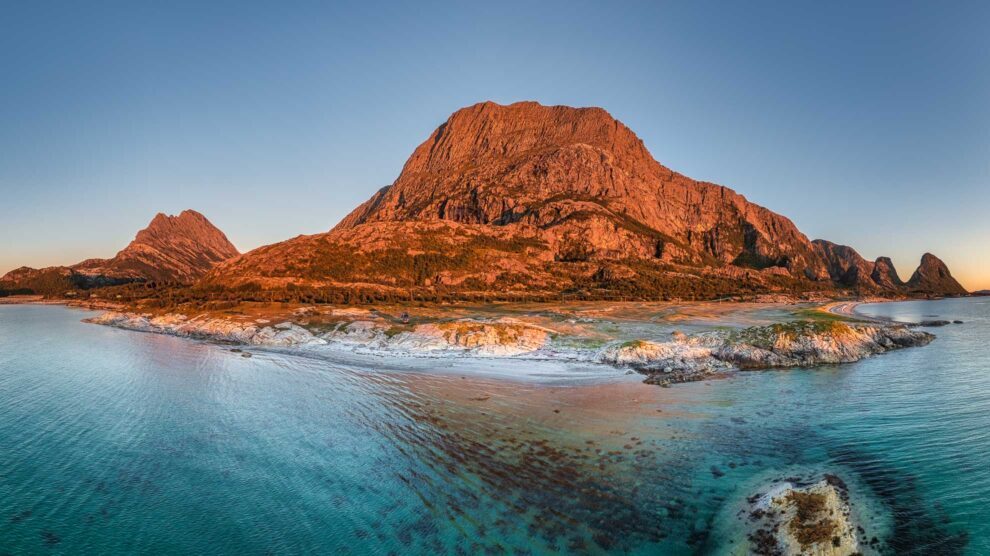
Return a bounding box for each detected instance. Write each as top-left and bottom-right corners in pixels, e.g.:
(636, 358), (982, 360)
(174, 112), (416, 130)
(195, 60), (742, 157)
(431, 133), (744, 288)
(1, 1), (988, 289)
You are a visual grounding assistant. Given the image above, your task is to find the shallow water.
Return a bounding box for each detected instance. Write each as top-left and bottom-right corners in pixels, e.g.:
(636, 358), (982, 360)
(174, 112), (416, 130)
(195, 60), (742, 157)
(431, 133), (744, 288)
(0, 299), (987, 554)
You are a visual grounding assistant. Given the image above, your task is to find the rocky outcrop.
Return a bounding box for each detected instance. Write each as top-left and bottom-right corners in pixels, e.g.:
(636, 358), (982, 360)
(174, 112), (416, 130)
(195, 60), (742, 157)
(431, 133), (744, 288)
(906, 253), (967, 295)
(86, 312), (326, 346)
(742, 475), (863, 555)
(87, 311), (550, 356)
(598, 321), (933, 384)
(86, 308), (934, 386)
(812, 240), (878, 291)
(871, 256), (904, 290)
(73, 210), (239, 284)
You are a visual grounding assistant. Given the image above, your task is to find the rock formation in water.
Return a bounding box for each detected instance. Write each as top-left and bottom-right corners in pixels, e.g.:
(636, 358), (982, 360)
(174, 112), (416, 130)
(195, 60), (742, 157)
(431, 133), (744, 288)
(906, 253), (967, 295)
(1, 210), (238, 293)
(741, 474), (865, 555)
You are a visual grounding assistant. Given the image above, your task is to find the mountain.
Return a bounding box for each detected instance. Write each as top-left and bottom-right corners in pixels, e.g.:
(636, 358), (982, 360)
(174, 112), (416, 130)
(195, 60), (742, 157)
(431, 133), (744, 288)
(209, 101), (841, 298)
(871, 257), (905, 290)
(809, 243), (968, 296)
(906, 253), (967, 295)
(73, 210), (239, 283)
(8, 102), (963, 302)
(812, 240), (879, 291)
(0, 266), (83, 295)
(2, 210), (238, 293)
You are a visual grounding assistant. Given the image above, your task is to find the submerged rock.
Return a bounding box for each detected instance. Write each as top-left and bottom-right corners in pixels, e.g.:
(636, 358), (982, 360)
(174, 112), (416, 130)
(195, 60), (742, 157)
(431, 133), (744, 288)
(743, 477), (860, 556)
(915, 320), (951, 327)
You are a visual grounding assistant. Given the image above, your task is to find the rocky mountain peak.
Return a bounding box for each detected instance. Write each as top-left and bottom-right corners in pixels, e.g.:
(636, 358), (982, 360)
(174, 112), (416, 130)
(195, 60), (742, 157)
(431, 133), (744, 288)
(73, 210), (239, 284)
(332, 100), (830, 281)
(871, 257), (904, 290)
(907, 253), (967, 295)
(812, 240), (877, 290)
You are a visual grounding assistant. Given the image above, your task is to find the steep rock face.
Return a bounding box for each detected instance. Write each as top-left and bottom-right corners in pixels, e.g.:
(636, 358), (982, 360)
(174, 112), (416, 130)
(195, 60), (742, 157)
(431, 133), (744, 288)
(212, 101), (836, 296)
(334, 101), (829, 279)
(72, 210), (239, 284)
(812, 240), (878, 290)
(871, 256), (904, 290)
(906, 253), (967, 295)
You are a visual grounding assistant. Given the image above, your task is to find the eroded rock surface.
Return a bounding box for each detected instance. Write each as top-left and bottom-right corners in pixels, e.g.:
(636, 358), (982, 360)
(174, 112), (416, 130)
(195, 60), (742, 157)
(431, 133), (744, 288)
(598, 321), (933, 383)
(742, 476), (863, 556)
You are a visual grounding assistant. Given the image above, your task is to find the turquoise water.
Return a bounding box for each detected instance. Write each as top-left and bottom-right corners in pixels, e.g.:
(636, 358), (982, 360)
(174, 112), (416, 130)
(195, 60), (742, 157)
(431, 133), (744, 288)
(1, 299), (987, 554)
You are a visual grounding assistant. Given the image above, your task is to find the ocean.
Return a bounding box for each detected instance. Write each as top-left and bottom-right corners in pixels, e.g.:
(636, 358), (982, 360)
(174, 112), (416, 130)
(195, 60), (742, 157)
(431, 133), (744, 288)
(1, 298), (987, 554)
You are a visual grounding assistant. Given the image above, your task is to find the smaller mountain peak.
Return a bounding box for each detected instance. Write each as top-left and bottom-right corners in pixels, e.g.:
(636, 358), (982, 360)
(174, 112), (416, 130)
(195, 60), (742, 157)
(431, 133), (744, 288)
(907, 253), (966, 295)
(871, 256), (904, 290)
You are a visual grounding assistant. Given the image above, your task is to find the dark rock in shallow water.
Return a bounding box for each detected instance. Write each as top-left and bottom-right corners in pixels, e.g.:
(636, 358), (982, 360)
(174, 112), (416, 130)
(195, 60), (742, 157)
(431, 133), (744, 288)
(916, 320), (951, 327)
(953, 320), (964, 324)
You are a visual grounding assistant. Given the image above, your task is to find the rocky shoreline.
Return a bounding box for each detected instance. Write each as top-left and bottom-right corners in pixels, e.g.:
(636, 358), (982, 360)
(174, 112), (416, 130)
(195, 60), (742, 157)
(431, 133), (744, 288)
(598, 320), (932, 385)
(84, 306), (934, 385)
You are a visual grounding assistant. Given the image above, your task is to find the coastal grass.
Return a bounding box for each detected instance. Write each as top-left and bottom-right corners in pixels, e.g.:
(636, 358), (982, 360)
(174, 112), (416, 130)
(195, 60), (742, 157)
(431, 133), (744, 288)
(727, 320), (855, 349)
(792, 307), (859, 323)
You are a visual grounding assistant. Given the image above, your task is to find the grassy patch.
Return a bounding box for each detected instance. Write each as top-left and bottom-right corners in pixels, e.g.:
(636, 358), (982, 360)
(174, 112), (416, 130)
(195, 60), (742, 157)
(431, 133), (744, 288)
(619, 339), (650, 349)
(792, 308), (857, 323)
(729, 320), (854, 349)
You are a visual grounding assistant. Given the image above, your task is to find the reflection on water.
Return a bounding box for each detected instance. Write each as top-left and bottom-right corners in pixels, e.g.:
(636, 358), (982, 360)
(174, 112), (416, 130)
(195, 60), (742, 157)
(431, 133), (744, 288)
(1, 300), (988, 554)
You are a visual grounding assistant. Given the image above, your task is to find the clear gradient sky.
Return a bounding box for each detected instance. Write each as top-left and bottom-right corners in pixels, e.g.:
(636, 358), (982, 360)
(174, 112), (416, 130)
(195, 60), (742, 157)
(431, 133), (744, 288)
(1, 1), (988, 289)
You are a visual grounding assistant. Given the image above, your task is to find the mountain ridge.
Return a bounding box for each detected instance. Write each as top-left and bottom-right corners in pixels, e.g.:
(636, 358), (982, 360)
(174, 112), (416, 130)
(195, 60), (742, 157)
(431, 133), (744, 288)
(2, 102), (969, 300)
(209, 101), (858, 298)
(204, 101), (966, 299)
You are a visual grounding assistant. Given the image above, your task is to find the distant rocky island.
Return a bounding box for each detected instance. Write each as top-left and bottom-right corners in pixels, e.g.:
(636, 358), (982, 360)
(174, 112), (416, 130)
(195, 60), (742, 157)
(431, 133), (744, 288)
(1, 101), (968, 304)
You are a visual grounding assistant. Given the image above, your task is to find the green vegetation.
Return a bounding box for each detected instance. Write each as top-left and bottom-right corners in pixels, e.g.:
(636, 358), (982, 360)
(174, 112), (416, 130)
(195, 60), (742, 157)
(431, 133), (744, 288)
(619, 339), (650, 349)
(728, 320), (853, 349)
(792, 307), (858, 323)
